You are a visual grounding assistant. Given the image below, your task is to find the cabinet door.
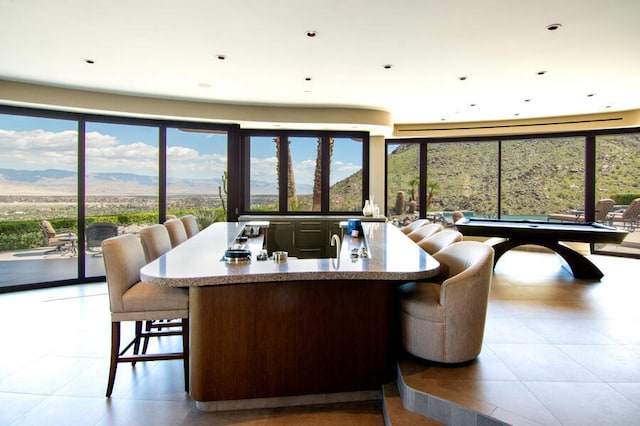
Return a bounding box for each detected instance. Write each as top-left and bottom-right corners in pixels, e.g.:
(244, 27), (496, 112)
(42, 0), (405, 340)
(266, 221), (294, 254)
(295, 221), (326, 258)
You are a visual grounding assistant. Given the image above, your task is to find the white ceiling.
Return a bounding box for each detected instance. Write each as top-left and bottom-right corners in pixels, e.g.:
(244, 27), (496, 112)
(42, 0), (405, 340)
(1, 0), (639, 126)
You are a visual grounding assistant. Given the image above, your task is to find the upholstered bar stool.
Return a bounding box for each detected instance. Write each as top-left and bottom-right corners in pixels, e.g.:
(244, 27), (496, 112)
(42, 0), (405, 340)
(417, 230), (463, 255)
(164, 218), (188, 247)
(407, 223), (443, 243)
(102, 233), (189, 397)
(139, 224), (173, 263)
(398, 241), (494, 364)
(179, 214), (200, 238)
(400, 218), (429, 234)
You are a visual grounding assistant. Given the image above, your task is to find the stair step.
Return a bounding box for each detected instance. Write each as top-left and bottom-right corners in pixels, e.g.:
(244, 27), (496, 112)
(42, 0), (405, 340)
(382, 383), (445, 426)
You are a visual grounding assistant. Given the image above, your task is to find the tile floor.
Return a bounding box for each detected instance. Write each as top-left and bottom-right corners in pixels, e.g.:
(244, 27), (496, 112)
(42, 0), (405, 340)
(400, 250), (640, 425)
(0, 249), (639, 425)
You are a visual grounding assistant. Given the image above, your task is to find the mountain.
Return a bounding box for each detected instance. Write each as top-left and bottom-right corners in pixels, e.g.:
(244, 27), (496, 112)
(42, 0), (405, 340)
(0, 168), (224, 196)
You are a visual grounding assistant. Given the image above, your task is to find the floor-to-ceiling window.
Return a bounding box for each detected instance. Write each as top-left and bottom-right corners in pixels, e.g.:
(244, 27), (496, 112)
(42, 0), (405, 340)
(0, 106), (235, 291)
(166, 127), (228, 227)
(84, 121), (159, 278)
(386, 143), (420, 224)
(594, 132), (640, 256)
(427, 141), (499, 221)
(0, 113), (79, 288)
(502, 136), (584, 220)
(387, 131), (639, 258)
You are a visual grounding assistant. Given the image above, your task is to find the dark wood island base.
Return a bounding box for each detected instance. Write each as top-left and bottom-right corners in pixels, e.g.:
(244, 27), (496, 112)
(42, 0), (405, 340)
(190, 280), (398, 406)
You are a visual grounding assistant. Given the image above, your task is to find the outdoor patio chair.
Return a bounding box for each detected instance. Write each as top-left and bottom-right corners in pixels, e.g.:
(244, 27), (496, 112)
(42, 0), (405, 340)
(607, 198), (640, 231)
(39, 220), (76, 254)
(86, 222), (118, 254)
(547, 198), (615, 223)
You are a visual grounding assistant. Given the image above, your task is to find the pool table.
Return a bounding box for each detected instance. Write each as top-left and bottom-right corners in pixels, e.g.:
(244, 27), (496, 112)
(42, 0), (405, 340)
(455, 218), (628, 279)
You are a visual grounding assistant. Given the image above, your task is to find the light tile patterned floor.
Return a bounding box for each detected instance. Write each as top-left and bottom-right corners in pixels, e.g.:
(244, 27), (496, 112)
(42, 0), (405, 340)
(0, 250), (639, 425)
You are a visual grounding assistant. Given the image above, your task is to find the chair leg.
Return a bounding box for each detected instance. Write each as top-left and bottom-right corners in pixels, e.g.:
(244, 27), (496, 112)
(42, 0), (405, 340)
(142, 320), (152, 354)
(132, 320), (144, 366)
(106, 321), (121, 397)
(182, 317), (189, 392)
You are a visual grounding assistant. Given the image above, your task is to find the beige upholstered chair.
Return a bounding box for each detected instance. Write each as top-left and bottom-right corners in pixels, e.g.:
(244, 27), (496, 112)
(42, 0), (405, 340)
(139, 224), (173, 263)
(407, 223), (443, 243)
(400, 219), (429, 235)
(417, 230), (463, 255)
(398, 241), (495, 364)
(164, 219), (188, 247)
(179, 214), (200, 238)
(102, 233), (189, 397)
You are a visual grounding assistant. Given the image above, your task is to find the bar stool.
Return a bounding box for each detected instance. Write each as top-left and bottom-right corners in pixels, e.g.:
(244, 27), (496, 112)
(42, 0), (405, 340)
(102, 234), (189, 397)
(164, 219), (188, 247)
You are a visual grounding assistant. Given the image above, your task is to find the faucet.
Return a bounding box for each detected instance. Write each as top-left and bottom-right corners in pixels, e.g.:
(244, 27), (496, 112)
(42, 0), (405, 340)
(330, 234), (341, 258)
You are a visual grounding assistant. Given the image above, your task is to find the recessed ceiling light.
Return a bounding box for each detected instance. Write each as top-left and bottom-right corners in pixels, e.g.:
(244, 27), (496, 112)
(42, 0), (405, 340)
(306, 30), (318, 38)
(305, 77), (312, 81)
(84, 59), (95, 64)
(470, 103), (476, 107)
(458, 76), (468, 81)
(587, 93), (596, 97)
(216, 54), (227, 60)
(546, 23), (562, 31)
(537, 70), (547, 75)
(383, 64), (393, 69)
(524, 98), (531, 102)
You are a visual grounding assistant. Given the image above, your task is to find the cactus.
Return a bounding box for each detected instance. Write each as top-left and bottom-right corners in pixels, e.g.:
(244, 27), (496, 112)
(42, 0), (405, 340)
(395, 191), (405, 216)
(218, 171), (227, 216)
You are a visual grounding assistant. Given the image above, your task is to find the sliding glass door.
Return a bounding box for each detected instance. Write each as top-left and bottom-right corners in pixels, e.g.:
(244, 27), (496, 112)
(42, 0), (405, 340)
(0, 113), (78, 289)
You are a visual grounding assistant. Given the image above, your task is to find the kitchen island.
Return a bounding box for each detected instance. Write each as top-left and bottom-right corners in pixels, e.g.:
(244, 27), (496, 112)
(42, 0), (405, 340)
(141, 221), (440, 410)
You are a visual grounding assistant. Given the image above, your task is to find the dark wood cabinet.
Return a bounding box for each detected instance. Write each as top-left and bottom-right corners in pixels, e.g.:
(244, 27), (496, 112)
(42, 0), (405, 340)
(246, 216), (384, 259)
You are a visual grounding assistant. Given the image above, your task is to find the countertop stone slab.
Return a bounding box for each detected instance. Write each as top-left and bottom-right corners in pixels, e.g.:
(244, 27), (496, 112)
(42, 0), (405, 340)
(141, 221), (440, 287)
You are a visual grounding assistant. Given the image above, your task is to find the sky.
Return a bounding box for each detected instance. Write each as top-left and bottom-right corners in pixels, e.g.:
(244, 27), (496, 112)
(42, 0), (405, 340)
(0, 114), (361, 185)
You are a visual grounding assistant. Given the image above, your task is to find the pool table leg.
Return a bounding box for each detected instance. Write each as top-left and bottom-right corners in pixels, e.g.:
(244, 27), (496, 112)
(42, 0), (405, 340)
(489, 239), (604, 280)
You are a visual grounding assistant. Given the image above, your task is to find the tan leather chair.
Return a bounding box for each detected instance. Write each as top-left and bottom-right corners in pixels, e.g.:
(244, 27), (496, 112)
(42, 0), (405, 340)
(164, 219), (188, 247)
(400, 219), (429, 235)
(102, 233), (189, 397)
(407, 223), (443, 243)
(417, 230), (463, 255)
(398, 241), (494, 364)
(179, 214), (200, 238)
(139, 224), (173, 263)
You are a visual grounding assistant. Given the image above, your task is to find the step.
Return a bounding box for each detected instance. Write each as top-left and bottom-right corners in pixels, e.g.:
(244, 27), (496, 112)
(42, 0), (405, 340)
(382, 382), (444, 426)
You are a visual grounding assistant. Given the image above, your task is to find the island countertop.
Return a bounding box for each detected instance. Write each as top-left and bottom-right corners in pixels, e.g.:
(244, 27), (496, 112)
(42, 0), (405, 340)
(140, 221), (440, 287)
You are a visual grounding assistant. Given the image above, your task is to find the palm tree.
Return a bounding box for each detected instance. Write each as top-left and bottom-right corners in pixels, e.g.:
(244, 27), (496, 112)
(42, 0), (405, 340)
(426, 181), (440, 211)
(275, 137), (297, 209)
(312, 137), (333, 210)
(408, 175), (419, 201)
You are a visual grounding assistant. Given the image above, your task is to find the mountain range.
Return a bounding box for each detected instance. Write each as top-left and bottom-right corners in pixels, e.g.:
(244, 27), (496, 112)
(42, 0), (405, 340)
(0, 168), (312, 196)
